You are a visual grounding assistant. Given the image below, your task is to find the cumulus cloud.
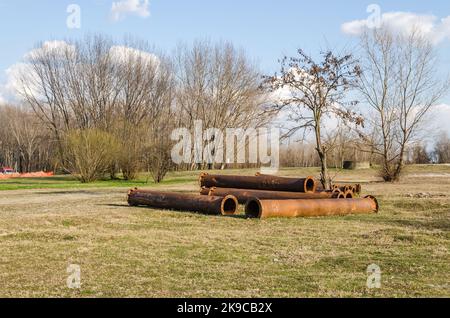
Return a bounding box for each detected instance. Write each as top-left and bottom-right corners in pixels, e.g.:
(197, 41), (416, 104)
(25, 40), (76, 59)
(430, 104), (450, 136)
(109, 45), (159, 65)
(341, 11), (450, 44)
(0, 41), (164, 103)
(0, 41), (75, 102)
(110, 0), (150, 22)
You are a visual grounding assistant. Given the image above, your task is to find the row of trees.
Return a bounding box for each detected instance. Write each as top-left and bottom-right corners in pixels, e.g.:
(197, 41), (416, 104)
(279, 133), (450, 168)
(1, 26), (449, 186)
(6, 37), (268, 182)
(0, 105), (54, 173)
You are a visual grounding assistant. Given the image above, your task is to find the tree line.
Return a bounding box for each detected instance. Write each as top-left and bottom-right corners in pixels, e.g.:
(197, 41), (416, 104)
(0, 26), (449, 187)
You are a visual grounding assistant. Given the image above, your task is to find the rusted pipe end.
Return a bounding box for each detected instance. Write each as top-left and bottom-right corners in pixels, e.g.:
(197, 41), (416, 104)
(304, 176), (317, 193)
(198, 172), (208, 186)
(365, 195), (379, 213)
(220, 195), (239, 216)
(337, 192), (346, 199)
(199, 186), (210, 195)
(331, 189), (342, 198)
(245, 198), (262, 219)
(344, 190), (354, 199)
(208, 187), (217, 196)
(255, 172), (262, 176)
(127, 188), (139, 206)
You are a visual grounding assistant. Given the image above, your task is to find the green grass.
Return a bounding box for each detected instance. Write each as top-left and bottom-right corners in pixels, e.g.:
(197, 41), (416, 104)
(0, 166), (383, 191)
(0, 173), (196, 191)
(0, 165), (449, 297)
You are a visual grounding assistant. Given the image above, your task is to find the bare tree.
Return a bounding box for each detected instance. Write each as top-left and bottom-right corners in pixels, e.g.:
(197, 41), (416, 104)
(357, 27), (448, 181)
(432, 132), (450, 163)
(263, 49), (362, 189)
(0, 104), (53, 172)
(173, 40), (271, 170)
(15, 35), (175, 181)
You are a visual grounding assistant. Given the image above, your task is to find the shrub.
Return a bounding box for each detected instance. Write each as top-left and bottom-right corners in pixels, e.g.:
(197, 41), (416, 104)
(63, 129), (119, 183)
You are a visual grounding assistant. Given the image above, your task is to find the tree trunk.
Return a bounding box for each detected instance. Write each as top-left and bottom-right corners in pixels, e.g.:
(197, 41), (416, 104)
(318, 148), (331, 190)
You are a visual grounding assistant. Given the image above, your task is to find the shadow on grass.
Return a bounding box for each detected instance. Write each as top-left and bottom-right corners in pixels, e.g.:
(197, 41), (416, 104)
(40, 190), (104, 195)
(105, 203), (248, 219)
(387, 218), (450, 231)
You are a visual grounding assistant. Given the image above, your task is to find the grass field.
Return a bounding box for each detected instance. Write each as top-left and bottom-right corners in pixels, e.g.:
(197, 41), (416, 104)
(0, 165), (449, 297)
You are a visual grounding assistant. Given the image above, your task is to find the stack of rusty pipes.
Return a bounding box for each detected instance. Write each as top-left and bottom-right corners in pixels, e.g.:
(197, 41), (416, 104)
(199, 173), (376, 218)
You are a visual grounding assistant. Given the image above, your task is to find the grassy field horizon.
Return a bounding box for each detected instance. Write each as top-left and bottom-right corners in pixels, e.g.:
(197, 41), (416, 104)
(1, 164), (449, 191)
(0, 164), (449, 297)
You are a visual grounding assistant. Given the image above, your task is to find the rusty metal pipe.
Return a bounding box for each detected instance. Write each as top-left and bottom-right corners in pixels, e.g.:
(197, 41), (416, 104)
(200, 173), (317, 193)
(337, 192), (346, 199)
(344, 190), (354, 199)
(200, 187), (338, 204)
(333, 184), (362, 195)
(128, 189), (238, 216)
(245, 196), (378, 218)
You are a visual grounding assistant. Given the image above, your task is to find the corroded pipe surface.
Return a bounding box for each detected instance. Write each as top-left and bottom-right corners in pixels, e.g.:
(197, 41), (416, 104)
(333, 184), (362, 195)
(128, 189), (238, 216)
(245, 196), (378, 218)
(344, 190), (354, 199)
(200, 187), (337, 204)
(200, 173), (317, 193)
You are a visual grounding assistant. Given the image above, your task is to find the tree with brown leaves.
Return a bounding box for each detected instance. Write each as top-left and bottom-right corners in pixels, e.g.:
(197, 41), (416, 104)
(263, 49), (363, 189)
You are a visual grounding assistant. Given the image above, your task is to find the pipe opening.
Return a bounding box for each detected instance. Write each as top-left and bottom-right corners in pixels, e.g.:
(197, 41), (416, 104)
(365, 195), (379, 212)
(345, 191), (354, 199)
(221, 195), (238, 216)
(305, 177), (316, 192)
(245, 199), (261, 218)
(338, 192), (345, 199)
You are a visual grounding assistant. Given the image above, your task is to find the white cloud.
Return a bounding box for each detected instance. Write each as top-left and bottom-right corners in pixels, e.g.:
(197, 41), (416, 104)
(342, 12), (450, 44)
(25, 40), (76, 59)
(0, 41), (74, 102)
(109, 45), (159, 65)
(0, 41), (164, 103)
(430, 104), (450, 136)
(110, 0), (150, 22)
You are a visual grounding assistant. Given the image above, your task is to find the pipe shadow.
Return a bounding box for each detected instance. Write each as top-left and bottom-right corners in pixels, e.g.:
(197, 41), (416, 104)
(102, 203), (248, 218)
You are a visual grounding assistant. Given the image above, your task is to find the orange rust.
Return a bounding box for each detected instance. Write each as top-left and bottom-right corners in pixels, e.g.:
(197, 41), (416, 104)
(332, 183), (362, 195)
(344, 190), (354, 199)
(245, 196), (379, 219)
(201, 187), (337, 204)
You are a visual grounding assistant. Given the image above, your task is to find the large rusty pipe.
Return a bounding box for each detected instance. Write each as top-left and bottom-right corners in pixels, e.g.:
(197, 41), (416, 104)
(128, 189), (238, 216)
(200, 187), (338, 204)
(245, 196), (378, 218)
(200, 173), (317, 193)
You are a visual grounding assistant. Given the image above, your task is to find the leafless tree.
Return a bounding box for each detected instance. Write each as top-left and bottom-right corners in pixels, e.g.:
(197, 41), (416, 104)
(173, 40), (271, 170)
(432, 132), (450, 163)
(14, 35), (175, 181)
(357, 27), (449, 181)
(0, 104), (53, 172)
(263, 49), (363, 189)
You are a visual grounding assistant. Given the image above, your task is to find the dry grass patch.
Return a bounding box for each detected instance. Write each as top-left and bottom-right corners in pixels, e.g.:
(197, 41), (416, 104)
(0, 166), (449, 297)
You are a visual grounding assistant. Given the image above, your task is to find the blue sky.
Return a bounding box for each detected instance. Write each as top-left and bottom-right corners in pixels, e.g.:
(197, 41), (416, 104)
(1, 0), (450, 125)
